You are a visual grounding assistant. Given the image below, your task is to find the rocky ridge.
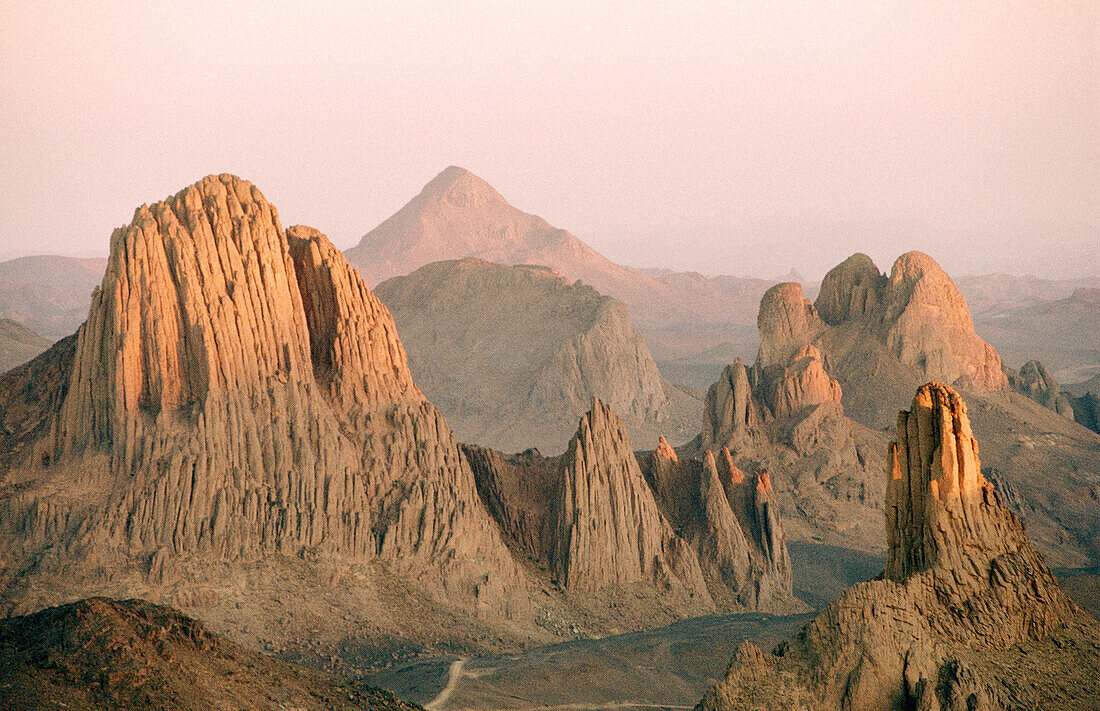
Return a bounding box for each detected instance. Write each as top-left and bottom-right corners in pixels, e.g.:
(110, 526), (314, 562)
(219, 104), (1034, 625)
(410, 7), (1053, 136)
(657, 299), (888, 555)
(697, 384), (1099, 711)
(756, 251), (1100, 565)
(345, 167), (786, 331)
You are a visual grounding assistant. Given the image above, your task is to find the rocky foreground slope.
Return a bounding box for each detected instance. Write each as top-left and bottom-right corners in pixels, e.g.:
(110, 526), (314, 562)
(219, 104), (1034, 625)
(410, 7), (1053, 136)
(0, 597), (416, 711)
(375, 258), (691, 454)
(697, 384), (1100, 711)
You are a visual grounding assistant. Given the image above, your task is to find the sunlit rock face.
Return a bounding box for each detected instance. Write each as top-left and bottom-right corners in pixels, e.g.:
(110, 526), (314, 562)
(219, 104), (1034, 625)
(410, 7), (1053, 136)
(0, 174), (529, 620)
(697, 383), (1094, 711)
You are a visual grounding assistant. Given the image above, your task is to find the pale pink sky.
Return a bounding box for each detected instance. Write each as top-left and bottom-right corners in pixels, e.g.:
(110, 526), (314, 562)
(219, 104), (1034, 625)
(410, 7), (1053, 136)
(1, 1), (1096, 277)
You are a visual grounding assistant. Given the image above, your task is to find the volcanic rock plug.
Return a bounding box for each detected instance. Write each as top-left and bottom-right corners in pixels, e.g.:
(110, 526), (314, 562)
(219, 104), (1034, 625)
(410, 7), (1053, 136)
(696, 383), (1098, 711)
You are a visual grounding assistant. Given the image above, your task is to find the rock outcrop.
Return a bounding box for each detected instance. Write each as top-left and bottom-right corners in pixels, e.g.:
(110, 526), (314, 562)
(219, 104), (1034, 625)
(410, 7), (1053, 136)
(683, 291), (885, 555)
(0, 597), (416, 711)
(759, 344), (842, 419)
(551, 400), (708, 598)
(1004, 359), (1076, 419)
(0, 174), (529, 625)
(756, 283), (825, 370)
(465, 398), (802, 615)
(639, 442), (798, 611)
(375, 258), (683, 454)
(815, 253), (886, 326)
(700, 359), (763, 452)
(882, 252), (1007, 390)
(697, 384), (1098, 711)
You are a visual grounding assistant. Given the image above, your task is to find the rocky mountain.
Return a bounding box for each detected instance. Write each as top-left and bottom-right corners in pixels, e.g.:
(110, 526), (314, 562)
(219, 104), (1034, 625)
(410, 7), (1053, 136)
(697, 384), (1100, 711)
(375, 257), (697, 454)
(0, 174), (544, 657)
(0, 255), (107, 340)
(645, 251), (1100, 568)
(463, 398), (804, 622)
(760, 251), (1100, 566)
(0, 318), (50, 372)
(344, 167), (778, 336)
(0, 597), (416, 711)
(1004, 360), (1076, 417)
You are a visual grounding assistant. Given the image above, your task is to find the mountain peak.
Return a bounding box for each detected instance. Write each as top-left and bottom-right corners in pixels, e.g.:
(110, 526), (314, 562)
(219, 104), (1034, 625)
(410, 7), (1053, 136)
(418, 165), (506, 206)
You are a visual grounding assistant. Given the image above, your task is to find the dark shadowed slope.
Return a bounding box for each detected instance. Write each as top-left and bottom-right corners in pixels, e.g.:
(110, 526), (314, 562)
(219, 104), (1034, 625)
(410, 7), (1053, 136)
(0, 597), (418, 711)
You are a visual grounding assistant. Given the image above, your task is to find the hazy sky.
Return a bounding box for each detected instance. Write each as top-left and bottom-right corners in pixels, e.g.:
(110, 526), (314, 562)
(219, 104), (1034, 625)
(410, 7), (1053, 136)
(1, 1), (1096, 278)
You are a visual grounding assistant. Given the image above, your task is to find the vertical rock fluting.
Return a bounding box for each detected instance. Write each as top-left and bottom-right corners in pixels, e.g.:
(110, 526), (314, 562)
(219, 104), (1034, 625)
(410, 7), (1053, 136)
(640, 440), (799, 612)
(701, 359), (762, 452)
(551, 399), (711, 602)
(1, 174), (528, 618)
(884, 383), (1072, 638)
(697, 384), (1094, 711)
(759, 344), (842, 419)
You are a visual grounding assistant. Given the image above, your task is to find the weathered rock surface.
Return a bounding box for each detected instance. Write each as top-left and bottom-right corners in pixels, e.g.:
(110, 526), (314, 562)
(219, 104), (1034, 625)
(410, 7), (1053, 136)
(697, 384), (1099, 711)
(465, 398), (802, 616)
(0, 318), (50, 373)
(748, 251), (1100, 565)
(759, 344), (842, 419)
(882, 252), (1007, 390)
(639, 443), (800, 612)
(375, 258), (689, 454)
(756, 283), (825, 370)
(552, 400), (708, 598)
(0, 597), (416, 711)
(700, 359), (763, 453)
(0, 174), (529, 628)
(682, 299), (887, 556)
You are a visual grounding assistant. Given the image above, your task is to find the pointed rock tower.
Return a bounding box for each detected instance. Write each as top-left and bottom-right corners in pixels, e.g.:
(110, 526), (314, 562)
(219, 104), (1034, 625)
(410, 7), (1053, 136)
(0, 174), (527, 622)
(465, 399), (713, 613)
(551, 399), (710, 599)
(697, 383), (1095, 711)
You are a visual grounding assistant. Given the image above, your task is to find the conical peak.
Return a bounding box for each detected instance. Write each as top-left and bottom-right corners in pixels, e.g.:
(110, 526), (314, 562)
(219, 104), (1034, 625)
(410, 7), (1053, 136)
(419, 165), (507, 206)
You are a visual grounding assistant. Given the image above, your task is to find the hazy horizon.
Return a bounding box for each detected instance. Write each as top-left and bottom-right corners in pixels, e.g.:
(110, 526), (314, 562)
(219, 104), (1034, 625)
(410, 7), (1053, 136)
(2, 2), (1096, 279)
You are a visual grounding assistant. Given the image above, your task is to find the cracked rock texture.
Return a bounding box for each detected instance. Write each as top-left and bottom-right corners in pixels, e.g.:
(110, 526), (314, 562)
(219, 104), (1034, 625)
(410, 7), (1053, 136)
(696, 384), (1098, 711)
